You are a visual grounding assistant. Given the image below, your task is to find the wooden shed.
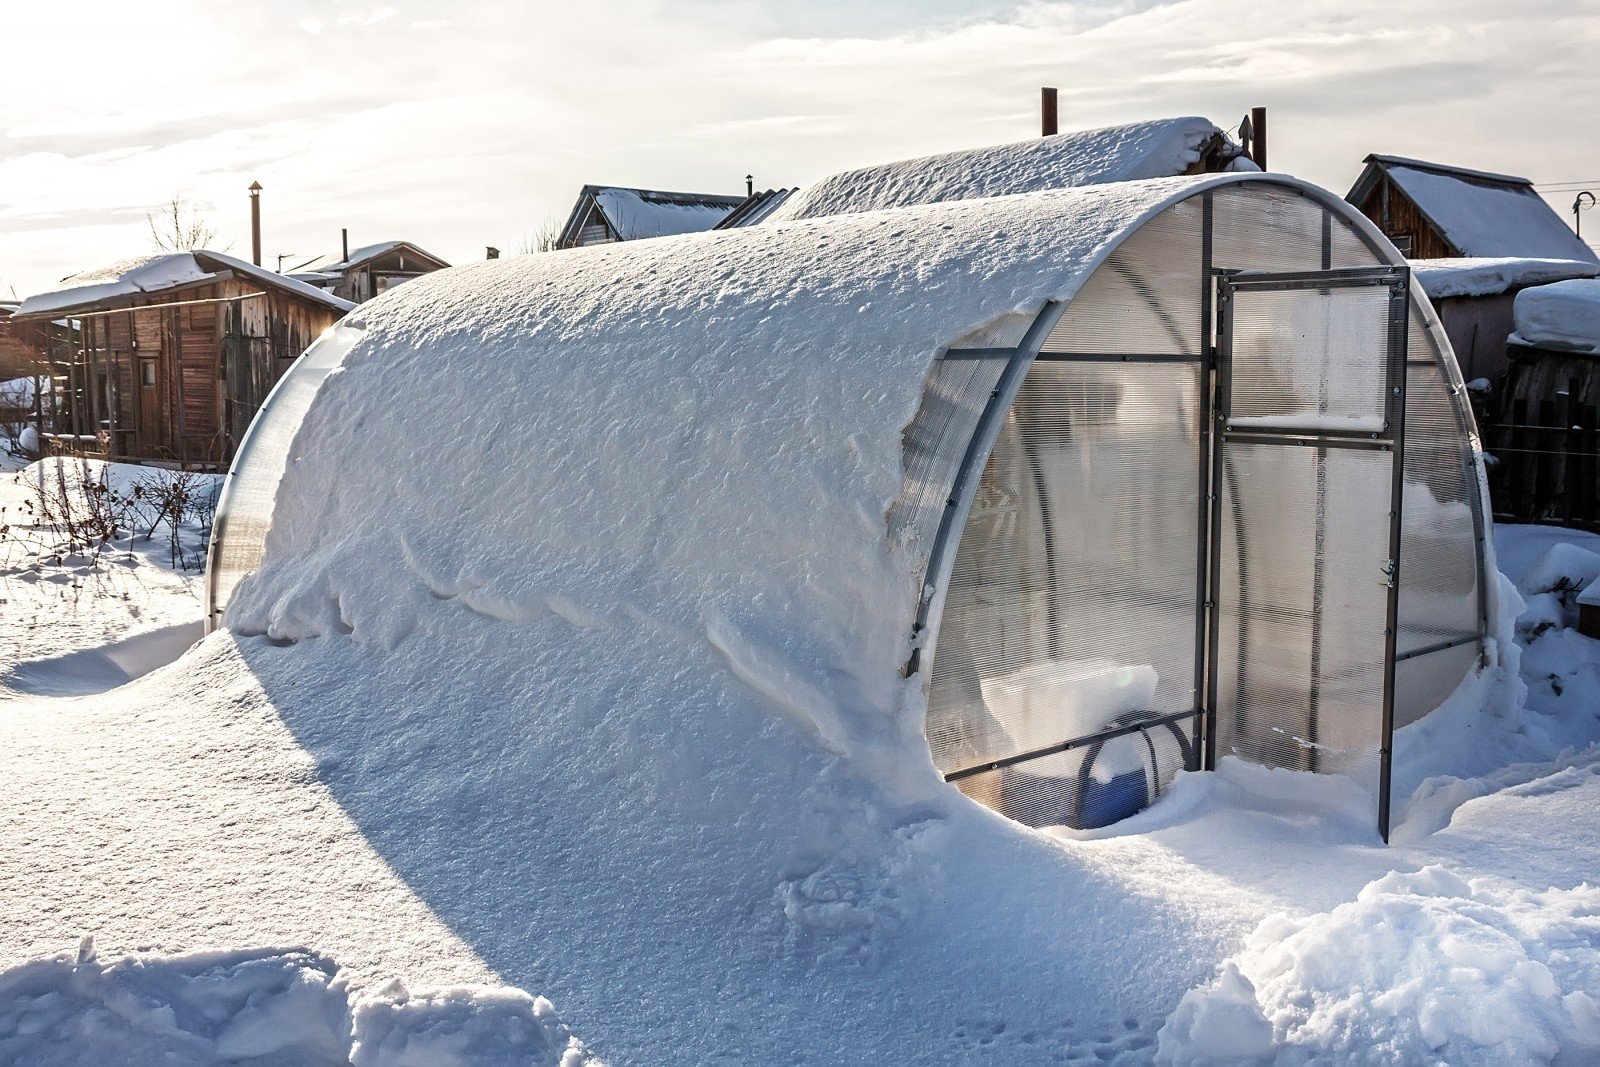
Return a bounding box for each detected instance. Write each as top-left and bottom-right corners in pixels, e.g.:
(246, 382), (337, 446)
(288, 240), (450, 304)
(11, 251), (353, 467)
(1346, 155), (1598, 263)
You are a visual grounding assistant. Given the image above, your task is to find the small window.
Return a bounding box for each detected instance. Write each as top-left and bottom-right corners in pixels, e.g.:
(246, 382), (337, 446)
(1389, 232), (1413, 256)
(140, 360), (157, 387)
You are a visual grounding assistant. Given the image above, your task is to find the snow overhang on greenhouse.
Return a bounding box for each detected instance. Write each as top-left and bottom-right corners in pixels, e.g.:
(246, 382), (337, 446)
(206, 161), (1497, 842)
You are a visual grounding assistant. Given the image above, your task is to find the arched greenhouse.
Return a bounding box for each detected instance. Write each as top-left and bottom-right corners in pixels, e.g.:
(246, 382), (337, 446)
(206, 168), (1492, 842)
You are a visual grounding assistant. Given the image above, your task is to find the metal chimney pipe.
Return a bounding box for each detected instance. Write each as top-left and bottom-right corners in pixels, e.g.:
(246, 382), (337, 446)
(1041, 87), (1058, 137)
(341, 228), (349, 263)
(1250, 106), (1268, 170)
(248, 182), (263, 266)
(746, 174), (753, 197)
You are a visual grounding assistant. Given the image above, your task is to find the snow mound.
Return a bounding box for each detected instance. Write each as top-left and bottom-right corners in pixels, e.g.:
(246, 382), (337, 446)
(766, 117), (1229, 223)
(1511, 278), (1600, 354)
(1411, 257), (1600, 300)
(351, 980), (595, 1067)
(1156, 866), (1600, 1065)
(0, 943), (597, 1067)
(1516, 542), (1600, 598)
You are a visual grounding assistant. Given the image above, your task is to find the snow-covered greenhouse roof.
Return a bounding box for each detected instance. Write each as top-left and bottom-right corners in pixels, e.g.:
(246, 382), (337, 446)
(1348, 155), (1598, 264)
(762, 117), (1249, 224)
(16, 250), (356, 318)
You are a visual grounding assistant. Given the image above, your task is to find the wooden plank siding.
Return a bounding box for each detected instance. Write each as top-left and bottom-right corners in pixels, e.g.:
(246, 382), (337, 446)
(37, 274), (343, 468)
(1352, 174), (1457, 260)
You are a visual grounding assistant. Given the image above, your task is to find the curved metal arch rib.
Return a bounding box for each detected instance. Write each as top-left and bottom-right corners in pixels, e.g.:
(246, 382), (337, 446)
(902, 301), (1066, 679)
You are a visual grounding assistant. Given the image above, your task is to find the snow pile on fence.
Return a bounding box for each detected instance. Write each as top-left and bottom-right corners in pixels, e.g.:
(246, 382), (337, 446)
(1411, 257), (1600, 300)
(1511, 278), (1600, 353)
(0, 943), (596, 1067)
(1156, 865), (1600, 1065)
(765, 117), (1239, 223)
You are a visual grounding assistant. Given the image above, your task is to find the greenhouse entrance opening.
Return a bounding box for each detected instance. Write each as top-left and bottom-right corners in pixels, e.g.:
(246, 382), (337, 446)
(1211, 266), (1411, 839)
(918, 218), (1424, 841)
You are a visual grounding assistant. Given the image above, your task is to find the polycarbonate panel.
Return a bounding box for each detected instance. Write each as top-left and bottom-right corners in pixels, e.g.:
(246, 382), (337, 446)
(926, 359), (1202, 826)
(1041, 197), (1205, 356)
(1398, 361), (1483, 655)
(205, 323), (364, 628)
(1328, 214), (1386, 269)
(950, 312), (1036, 350)
(888, 353), (1011, 565)
(1226, 285), (1392, 434)
(1210, 185), (1324, 274)
(950, 720), (1193, 831)
(1395, 640), (1480, 730)
(1214, 442), (1392, 788)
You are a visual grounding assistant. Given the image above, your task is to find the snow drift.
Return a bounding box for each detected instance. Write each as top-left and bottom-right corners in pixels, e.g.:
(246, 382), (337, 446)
(0, 943), (595, 1067)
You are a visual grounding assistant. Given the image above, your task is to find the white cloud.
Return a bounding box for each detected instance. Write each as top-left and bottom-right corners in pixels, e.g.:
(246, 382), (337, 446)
(0, 0), (1596, 298)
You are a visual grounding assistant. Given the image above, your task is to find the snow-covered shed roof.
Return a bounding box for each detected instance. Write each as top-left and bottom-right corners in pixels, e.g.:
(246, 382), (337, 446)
(289, 240), (451, 280)
(762, 117), (1248, 224)
(1347, 155), (1597, 264)
(556, 185), (745, 247)
(1511, 278), (1600, 354)
(1412, 257), (1600, 300)
(16, 251), (355, 318)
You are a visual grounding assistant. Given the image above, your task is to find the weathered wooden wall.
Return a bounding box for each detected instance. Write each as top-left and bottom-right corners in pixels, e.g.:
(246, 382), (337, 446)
(1352, 174), (1456, 259)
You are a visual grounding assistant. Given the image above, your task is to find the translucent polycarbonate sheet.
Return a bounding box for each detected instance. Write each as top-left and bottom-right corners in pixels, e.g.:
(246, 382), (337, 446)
(926, 359), (1203, 819)
(950, 312), (1036, 350)
(1398, 361), (1483, 655)
(887, 352), (1011, 570)
(1328, 213), (1386, 269)
(1225, 284), (1392, 434)
(1210, 185), (1325, 274)
(205, 323), (364, 628)
(1214, 441), (1392, 789)
(949, 718), (1193, 830)
(1395, 640), (1480, 730)
(1041, 196), (1206, 356)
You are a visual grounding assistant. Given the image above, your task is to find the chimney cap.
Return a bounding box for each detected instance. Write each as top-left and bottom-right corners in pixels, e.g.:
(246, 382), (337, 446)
(248, 181), (263, 192)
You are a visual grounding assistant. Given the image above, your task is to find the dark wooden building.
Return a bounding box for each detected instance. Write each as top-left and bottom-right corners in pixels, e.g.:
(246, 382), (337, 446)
(288, 240), (450, 303)
(11, 251), (353, 467)
(1346, 155), (1598, 263)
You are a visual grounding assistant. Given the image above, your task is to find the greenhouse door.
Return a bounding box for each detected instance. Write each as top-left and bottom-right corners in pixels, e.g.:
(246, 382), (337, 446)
(1207, 266), (1410, 840)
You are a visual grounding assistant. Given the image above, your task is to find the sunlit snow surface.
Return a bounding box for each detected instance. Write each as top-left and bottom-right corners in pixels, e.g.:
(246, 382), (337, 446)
(1, 443), (1599, 1063)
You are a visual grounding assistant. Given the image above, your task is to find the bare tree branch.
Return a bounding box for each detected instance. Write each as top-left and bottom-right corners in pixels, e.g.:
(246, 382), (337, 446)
(147, 194), (219, 252)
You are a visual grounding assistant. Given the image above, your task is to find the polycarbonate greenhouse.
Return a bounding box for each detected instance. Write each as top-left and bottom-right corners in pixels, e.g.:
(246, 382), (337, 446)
(207, 171), (1491, 842)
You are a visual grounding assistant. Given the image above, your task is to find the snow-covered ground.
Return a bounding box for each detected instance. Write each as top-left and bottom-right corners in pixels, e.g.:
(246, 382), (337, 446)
(0, 457), (1597, 1063)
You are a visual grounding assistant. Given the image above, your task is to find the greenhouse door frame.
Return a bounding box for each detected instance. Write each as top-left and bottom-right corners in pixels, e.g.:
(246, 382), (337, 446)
(1203, 264), (1411, 842)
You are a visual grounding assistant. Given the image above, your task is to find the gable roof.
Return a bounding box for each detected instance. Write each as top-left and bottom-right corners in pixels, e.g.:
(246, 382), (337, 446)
(1347, 154), (1596, 263)
(761, 117), (1248, 224)
(556, 185), (745, 247)
(289, 240), (451, 280)
(14, 251), (356, 319)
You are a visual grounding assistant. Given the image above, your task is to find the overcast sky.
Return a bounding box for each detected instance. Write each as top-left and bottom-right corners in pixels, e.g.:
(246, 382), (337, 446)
(3, 0), (1597, 298)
